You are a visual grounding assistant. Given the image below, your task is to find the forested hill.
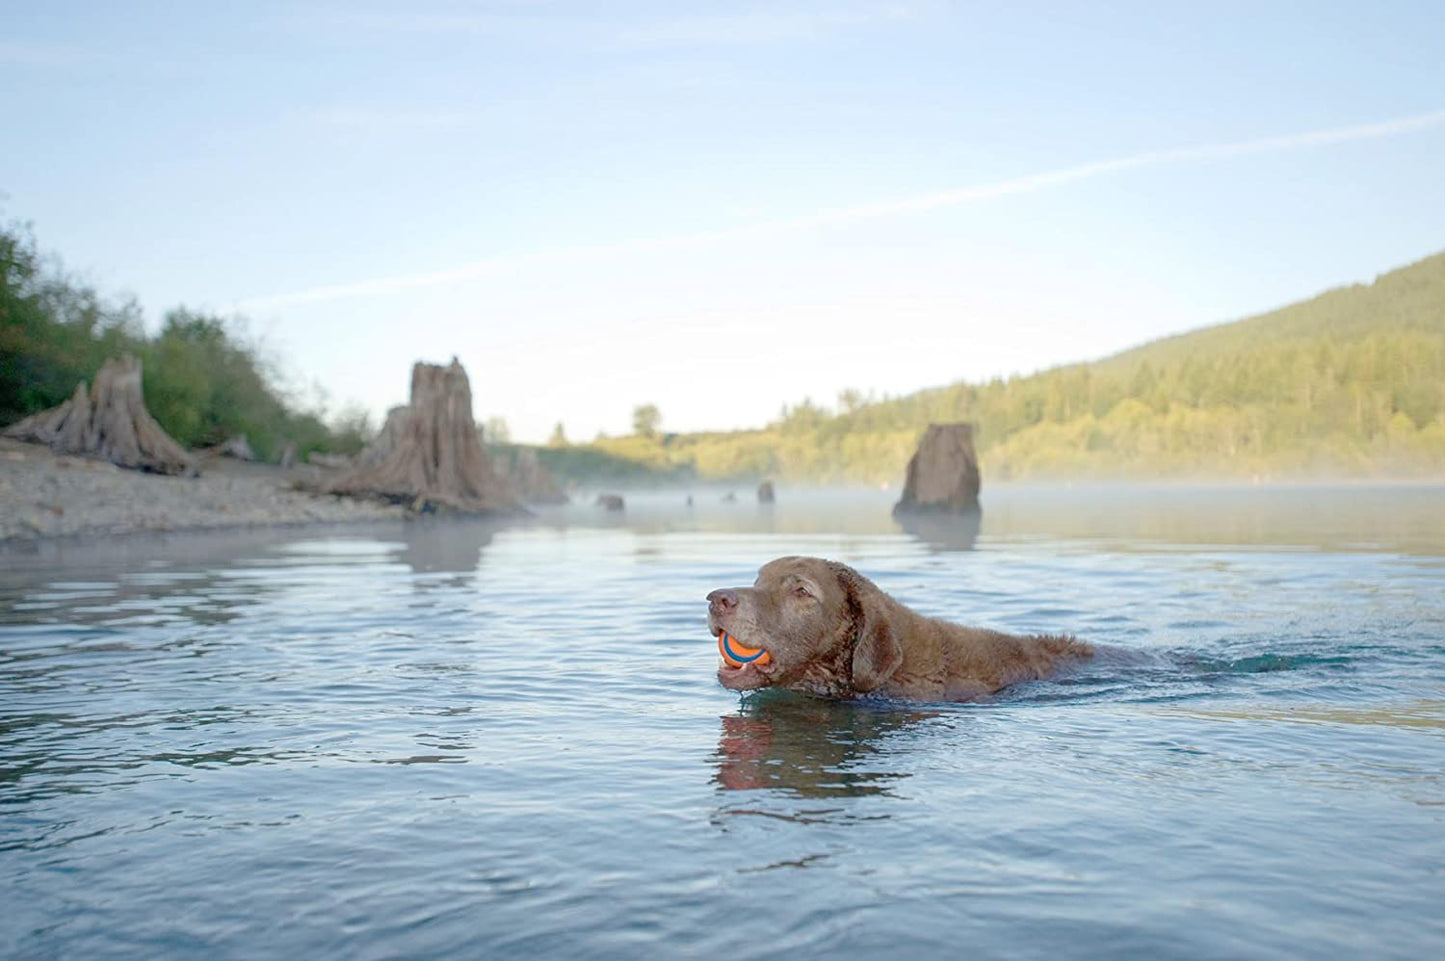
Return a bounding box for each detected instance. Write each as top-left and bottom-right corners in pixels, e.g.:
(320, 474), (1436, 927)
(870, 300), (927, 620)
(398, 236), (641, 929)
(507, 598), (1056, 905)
(580, 251), (1445, 483)
(1098, 251), (1445, 375)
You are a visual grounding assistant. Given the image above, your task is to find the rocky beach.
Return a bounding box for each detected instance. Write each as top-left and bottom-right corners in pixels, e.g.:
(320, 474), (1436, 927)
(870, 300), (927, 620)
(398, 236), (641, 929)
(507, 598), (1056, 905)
(0, 438), (405, 544)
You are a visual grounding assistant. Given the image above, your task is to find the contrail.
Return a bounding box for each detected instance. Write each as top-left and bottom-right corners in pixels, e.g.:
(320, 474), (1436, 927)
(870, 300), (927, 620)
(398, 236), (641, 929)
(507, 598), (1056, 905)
(239, 108), (1445, 310)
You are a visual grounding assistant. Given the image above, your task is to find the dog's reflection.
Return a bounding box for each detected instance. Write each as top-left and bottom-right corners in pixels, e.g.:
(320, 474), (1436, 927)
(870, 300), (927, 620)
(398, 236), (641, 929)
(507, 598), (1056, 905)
(712, 693), (934, 798)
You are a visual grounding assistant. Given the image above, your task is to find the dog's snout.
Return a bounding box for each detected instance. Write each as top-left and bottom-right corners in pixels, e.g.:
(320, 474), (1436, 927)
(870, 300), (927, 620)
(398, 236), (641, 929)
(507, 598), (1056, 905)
(707, 588), (738, 613)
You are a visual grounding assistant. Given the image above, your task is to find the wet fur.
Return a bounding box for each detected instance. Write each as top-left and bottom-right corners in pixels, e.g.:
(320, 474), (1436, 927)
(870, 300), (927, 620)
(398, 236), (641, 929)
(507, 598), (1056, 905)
(708, 556), (1093, 702)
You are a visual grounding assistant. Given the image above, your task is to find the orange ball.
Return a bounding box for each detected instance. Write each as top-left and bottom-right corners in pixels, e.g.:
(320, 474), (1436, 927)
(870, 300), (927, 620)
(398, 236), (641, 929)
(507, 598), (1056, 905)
(718, 630), (771, 667)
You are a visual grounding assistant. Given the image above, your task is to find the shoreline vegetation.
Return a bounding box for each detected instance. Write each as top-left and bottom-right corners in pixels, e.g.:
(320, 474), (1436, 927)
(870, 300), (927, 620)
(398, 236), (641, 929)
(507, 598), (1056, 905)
(3, 217), (1444, 542)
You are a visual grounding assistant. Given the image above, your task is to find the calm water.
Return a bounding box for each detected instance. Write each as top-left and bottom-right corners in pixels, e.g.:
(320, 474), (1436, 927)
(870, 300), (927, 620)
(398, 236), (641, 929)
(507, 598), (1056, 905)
(3, 485), (1444, 960)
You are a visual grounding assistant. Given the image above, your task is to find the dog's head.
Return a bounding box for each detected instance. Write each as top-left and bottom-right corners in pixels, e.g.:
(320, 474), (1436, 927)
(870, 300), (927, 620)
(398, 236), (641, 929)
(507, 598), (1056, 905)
(706, 556), (903, 696)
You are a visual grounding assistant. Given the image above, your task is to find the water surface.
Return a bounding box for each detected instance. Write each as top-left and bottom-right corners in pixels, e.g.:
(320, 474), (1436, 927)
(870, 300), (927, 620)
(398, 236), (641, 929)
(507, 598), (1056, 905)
(3, 485), (1443, 959)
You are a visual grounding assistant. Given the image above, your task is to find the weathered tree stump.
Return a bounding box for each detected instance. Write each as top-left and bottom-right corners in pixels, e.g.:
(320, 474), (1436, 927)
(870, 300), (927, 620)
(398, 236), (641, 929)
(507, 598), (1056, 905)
(2, 355), (195, 475)
(325, 359), (521, 514)
(353, 405), (409, 470)
(757, 480), (776, 503)
(277, 441), (297, 469)
(892, 422), (981, 516)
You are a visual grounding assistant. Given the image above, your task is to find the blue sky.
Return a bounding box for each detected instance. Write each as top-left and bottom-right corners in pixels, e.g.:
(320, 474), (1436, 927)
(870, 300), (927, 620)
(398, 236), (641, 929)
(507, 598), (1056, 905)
(3, 1), (1443, 441)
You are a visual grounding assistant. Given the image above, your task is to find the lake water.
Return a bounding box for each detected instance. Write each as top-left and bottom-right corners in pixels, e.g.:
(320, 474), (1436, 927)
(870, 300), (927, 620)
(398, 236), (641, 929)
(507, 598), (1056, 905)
(3, 485), (1444, 960)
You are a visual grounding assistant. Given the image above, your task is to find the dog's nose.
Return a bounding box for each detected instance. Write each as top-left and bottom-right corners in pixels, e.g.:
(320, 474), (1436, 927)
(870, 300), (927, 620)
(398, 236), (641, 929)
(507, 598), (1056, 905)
(707, 589), (738, 613)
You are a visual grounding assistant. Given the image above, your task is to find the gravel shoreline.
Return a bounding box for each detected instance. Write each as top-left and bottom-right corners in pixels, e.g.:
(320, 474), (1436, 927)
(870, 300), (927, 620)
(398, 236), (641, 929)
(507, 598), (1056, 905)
(0, 438), (406, 543)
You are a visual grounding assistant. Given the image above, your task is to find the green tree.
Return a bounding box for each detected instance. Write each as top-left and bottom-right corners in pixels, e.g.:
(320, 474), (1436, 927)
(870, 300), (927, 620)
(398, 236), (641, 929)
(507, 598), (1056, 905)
(328, 405), (375, 455)
(632, 403), (661, 438)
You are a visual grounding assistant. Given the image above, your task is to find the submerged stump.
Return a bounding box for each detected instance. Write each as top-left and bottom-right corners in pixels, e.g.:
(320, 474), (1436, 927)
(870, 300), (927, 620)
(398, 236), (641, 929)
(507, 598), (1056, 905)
(326, 359), (521, 514)
(2, 355), (195, 475)
(893, 422), (981, 516)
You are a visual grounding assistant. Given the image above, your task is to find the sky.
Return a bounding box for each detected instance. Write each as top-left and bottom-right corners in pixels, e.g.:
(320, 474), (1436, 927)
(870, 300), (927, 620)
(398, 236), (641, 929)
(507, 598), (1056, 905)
(3, 1), (1443, 442)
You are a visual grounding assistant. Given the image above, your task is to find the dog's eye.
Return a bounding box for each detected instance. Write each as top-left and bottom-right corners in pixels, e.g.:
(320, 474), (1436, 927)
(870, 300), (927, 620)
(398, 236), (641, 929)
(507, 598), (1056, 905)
(793, 585), (813, 599)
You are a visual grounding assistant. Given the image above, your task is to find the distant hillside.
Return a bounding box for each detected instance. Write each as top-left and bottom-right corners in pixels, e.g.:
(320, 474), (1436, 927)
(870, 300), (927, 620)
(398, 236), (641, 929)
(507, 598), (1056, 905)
(554, 251), (1445, 484)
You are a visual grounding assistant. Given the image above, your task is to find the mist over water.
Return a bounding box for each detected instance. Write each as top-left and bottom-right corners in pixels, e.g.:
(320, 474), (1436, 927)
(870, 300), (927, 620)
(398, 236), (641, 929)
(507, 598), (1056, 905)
(3, 484), (1443, 960)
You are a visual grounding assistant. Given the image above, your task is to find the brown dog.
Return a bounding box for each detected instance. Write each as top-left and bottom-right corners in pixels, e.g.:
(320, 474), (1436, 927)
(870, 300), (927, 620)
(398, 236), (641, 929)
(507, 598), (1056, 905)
(707, 556), (1092, 702)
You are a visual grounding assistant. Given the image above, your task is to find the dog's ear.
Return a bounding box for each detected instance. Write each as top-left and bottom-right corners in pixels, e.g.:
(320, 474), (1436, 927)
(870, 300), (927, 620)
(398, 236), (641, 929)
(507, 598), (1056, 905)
(832, 563), (904, 693)
(852, 603), (902, 693)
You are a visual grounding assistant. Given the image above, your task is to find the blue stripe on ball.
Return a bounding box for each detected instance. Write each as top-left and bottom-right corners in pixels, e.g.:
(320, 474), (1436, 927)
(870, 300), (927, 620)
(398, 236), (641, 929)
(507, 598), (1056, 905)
(723, 632), (764, 663)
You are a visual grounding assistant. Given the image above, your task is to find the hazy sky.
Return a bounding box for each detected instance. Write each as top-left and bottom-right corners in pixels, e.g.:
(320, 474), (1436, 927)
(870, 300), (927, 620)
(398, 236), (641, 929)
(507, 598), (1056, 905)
(4, 1), (1443, 441)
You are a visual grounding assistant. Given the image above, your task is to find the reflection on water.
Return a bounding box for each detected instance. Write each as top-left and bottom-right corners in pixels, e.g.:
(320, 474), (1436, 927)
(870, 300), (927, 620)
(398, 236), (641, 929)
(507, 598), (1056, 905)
(972, 482), (1445, 553)
(895, 509), (982, 552)
(712, 693), (931, 798)
(1158, 699), (1445, 730)
(399, 517), (500, 573)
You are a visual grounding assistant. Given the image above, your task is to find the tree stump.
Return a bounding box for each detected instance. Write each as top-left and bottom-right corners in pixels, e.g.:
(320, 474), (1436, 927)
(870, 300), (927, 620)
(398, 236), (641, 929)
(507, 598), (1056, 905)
(325, 359), (521, 514)
(757, 480), (776, 503)
(893, 422), (981, 516)
(2, 355), (195, 475)
(353, 405), (410, 470)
